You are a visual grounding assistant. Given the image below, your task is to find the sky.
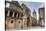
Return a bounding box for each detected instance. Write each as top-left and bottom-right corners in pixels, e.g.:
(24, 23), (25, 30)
(18, 1), (45, 20)
(19, 1), (44, 11)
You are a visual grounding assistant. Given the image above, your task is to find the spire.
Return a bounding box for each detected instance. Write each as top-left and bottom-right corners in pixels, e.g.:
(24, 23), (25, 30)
(32, 9), (36, 18)
(33, 9), (36, 15)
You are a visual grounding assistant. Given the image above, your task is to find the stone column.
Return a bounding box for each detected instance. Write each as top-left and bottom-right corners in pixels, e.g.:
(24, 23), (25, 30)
(19, 13), (21, 18)
(23, 13), (24, 29)
(12, 11), (15, 17)
(7, 10), (10, 16)
(23, 13), (27, 29)
(16, 13), (18, 18)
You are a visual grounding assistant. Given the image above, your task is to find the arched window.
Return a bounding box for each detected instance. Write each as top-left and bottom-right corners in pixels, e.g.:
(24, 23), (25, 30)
(14, 12), (17, 17)
(18, 13), (20, 18)
(10, 11), (13, 17)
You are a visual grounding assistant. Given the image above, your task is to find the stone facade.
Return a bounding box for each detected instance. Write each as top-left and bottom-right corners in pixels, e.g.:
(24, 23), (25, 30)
(5, 1), (32, 29)
(39, 7), (45, 27)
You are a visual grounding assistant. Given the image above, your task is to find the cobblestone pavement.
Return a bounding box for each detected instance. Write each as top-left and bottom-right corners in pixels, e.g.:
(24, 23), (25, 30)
(6, 26), (44, 31)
